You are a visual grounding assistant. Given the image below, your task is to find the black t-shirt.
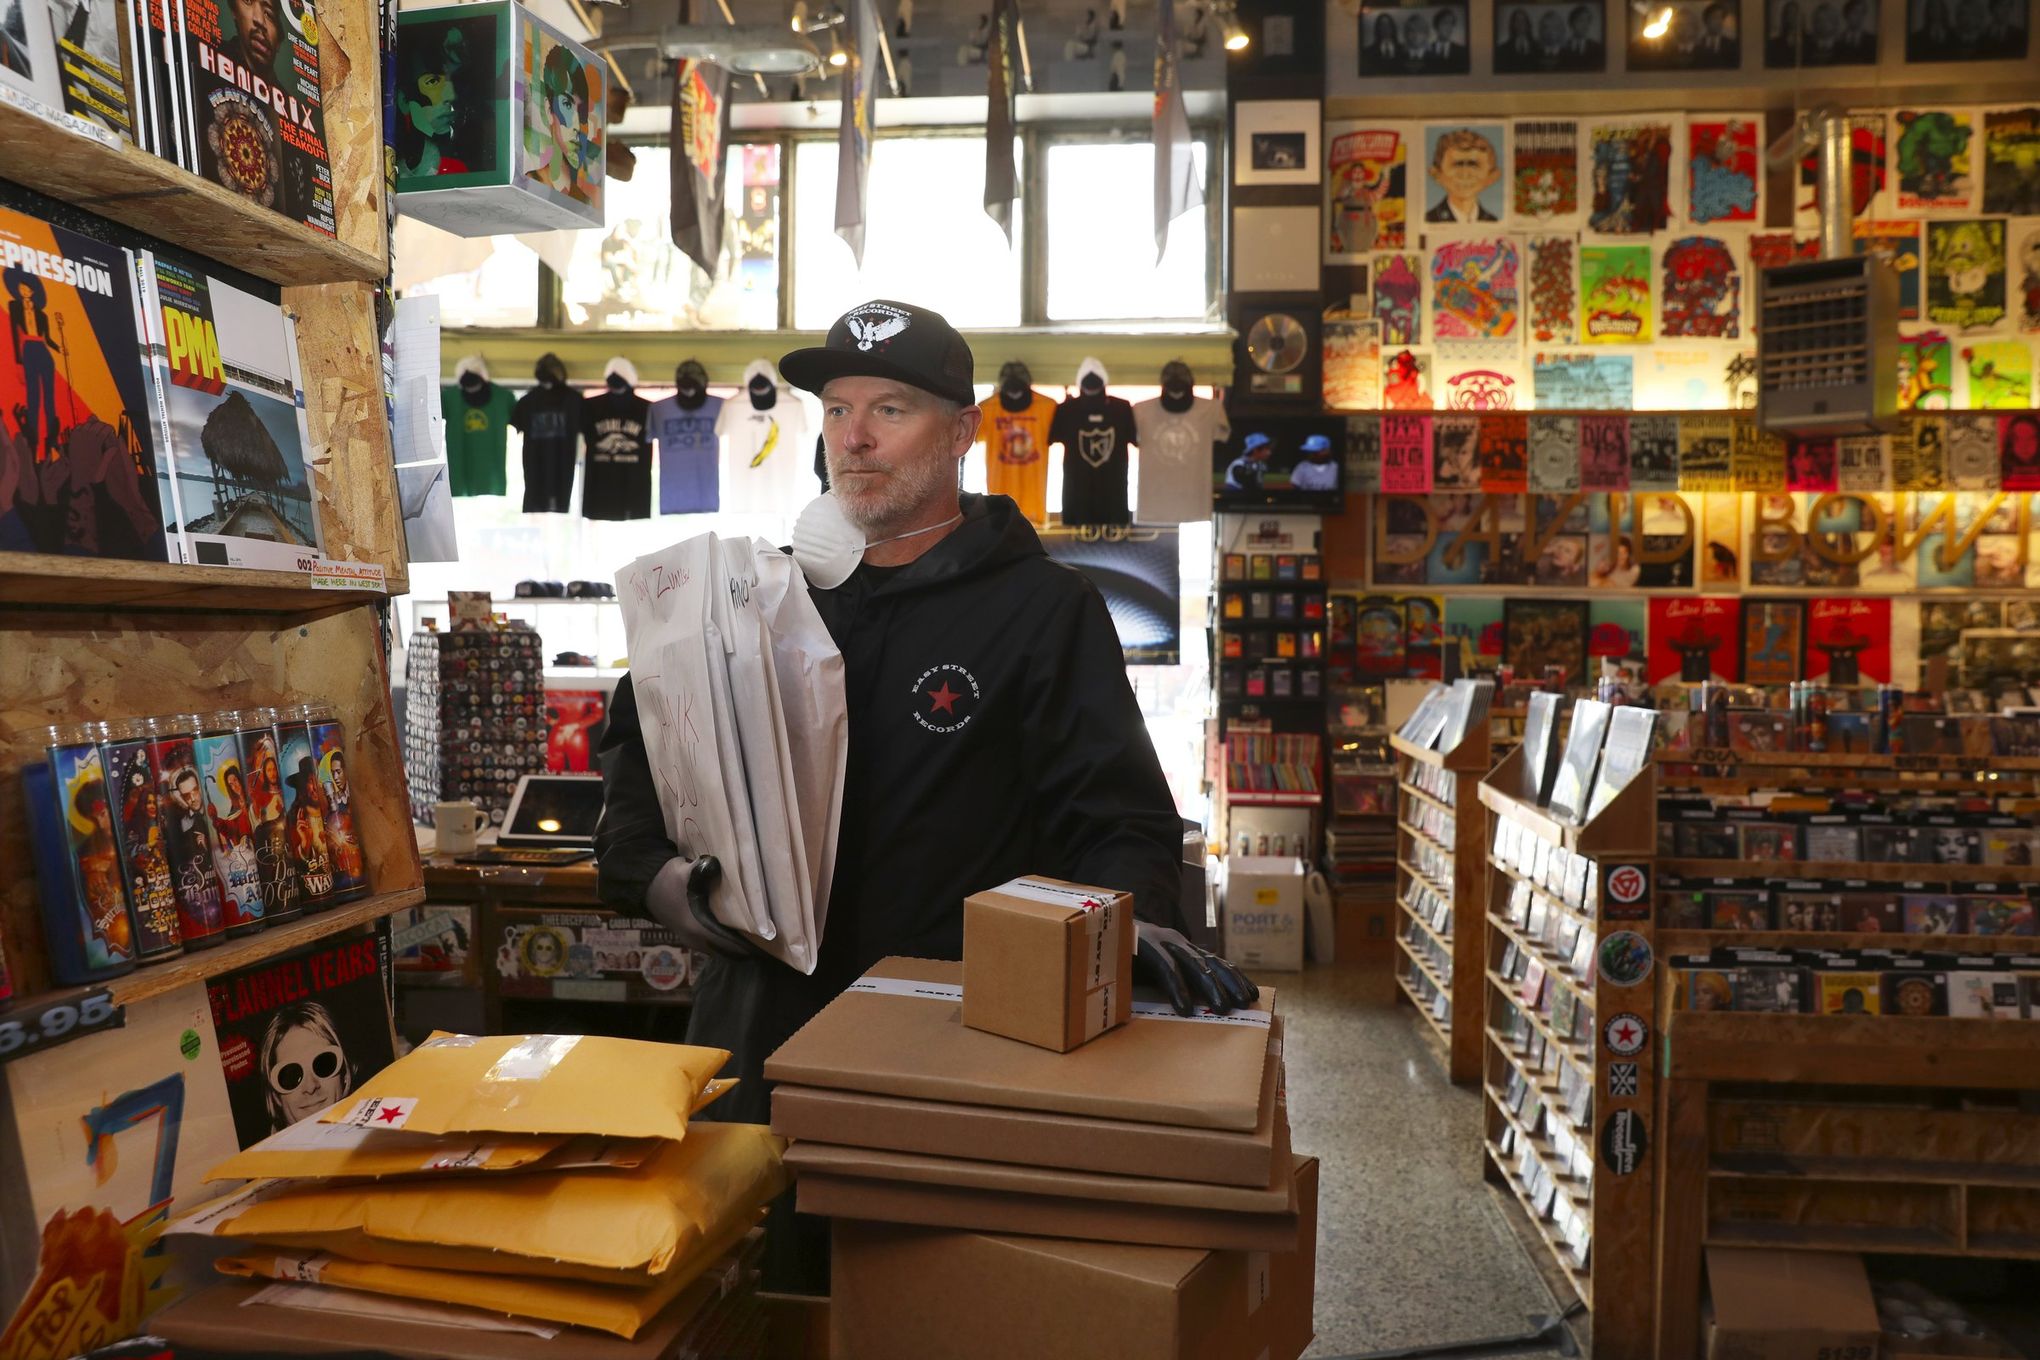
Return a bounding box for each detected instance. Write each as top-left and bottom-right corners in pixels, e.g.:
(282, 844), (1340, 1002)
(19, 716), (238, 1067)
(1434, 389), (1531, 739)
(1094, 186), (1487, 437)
(509, 383), (582, 513)
(579, 388), (654, 520)
(1049, 393), (1138, 526)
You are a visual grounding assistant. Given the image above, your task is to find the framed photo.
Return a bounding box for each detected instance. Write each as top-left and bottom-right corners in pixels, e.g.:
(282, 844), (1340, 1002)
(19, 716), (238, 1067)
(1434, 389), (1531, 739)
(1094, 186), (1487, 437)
(1234, 100), (1322, 186)
(1359, 0), (1473, 76)
(1494, 0), (1606, 72)
(1234, 205), (1324, 292)
(1740, 598), (1805, 684)
(1763, 0), (1878, 66)
(1503, 599), (1590, 687)
(1627, 0), (1743, 70)
(1905, 0), (2029, 62)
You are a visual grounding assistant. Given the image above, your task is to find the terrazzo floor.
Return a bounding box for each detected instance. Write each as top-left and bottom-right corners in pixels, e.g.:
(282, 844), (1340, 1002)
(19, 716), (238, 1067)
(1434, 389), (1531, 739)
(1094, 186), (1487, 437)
(1279, 964), (1573, 1359)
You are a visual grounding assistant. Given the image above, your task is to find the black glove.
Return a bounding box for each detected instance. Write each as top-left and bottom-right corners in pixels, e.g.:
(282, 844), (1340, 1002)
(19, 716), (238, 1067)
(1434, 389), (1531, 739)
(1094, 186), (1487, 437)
(644, 855), (759, 961)
(1135, 922), (1258, 1016)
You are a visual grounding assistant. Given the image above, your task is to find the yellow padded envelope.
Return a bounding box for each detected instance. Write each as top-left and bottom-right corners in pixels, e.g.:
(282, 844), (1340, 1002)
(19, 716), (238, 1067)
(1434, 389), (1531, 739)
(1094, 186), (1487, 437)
(318, 1033), (731, 1141)
(209, 1081), (737, 1184)
(214, 1213), (762, 1338)
(211, 1123), (786, 1283)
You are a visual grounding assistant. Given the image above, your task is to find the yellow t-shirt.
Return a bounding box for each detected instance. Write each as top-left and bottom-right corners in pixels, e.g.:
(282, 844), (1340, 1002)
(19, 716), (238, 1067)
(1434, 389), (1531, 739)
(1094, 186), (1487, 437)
(977, 392), (1057, 524)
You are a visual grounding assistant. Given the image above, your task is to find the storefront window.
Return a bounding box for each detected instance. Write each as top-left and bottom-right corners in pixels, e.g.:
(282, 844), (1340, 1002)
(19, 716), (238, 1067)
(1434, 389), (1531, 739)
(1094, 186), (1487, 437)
(790, 136), (1024, 329)
(1044, 140), (1213, 323)
(558, 143), (782, 330)
(396, 222), (542, 329)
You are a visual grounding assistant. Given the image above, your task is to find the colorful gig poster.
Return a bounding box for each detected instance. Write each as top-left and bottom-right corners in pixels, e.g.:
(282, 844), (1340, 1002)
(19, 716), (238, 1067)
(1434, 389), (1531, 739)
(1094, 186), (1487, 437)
(1853, 220), (1923, 321)
(1806, 598), (1891, 685)
(1533, 352), (1634, 409)
(1580, 244), (1653, 343)
(1687, 116), (1759, 224)
(1964, 341), (2032, 409)
(1373, 252), (1423, 345)
(1382, 348), (1433, 409)
(1327, 122), (1410, 255)
(1980, 107), (2040, 217)
(1579, 415), (1630, 490)
(2020, 222), (2040, 334)
(1430, 237), (1519, 339)
(1648, 596), (1738, 684)
(1512, 119), (1580, 222)
(1925, 219), (2008, 331)
(1587, 118), (1674, 234)
(1659, 236), (1741, 339)
(1894, 109), (1974, 213)
(1526, 234), (1576, 343)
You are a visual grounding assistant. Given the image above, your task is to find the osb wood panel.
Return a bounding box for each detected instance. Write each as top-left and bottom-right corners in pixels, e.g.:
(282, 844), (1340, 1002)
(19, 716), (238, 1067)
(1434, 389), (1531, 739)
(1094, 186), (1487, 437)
(286, 282), (410, 592)
(317, 0), (388, 263)
(0, 606), (421, 1000)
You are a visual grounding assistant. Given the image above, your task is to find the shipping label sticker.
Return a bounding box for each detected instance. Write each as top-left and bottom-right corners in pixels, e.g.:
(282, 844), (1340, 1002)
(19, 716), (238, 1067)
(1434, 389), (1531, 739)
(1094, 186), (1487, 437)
(1247, 1251), (1272, 1314)
(336, 1095), (417, 1129)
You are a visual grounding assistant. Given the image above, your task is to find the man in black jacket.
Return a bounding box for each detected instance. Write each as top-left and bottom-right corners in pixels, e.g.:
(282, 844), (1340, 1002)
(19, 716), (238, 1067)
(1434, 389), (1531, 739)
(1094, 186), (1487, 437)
(595, 300), (1253, 1124)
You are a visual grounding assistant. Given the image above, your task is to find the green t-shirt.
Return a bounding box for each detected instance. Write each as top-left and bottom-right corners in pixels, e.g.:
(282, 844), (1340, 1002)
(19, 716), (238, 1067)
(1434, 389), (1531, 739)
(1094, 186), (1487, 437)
(442, 383), (516, 497)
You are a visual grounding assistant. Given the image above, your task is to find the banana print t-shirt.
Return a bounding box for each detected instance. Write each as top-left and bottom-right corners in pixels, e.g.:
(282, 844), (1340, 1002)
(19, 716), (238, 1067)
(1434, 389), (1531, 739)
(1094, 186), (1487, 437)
(715, 392), (813, 515)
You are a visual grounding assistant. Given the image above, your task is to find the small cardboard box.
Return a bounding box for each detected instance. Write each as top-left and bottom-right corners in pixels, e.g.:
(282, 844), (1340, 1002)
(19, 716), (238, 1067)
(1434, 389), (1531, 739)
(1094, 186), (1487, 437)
(1223, 857), (1307, 972)
(963, 876), (1134, 1051)
(1704, 1247), (1880, 1360)
(829, 1157), (1318, 1360)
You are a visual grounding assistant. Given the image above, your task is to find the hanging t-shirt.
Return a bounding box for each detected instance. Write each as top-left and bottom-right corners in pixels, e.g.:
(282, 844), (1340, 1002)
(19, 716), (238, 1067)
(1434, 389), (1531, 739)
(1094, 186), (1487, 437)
(716, 393), (812, 515)
(580, 388), (654, 520)
(441, 383), (515, 497)
(509, 384), (582, 513)
(1132, 395), (1228, 524)
(1049, 393), (1138, 526)
(648, 393), (724, 514)
(976, 391), (1056, 524)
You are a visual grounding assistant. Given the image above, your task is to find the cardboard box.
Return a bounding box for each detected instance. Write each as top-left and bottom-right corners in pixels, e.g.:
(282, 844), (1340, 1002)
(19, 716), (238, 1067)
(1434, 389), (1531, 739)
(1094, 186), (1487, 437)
(1224, 857), (1307, 972)
(963, 876), (1133, 1052)
(784, 1141), (1294, 1214)
(829, 1158), (1319, 1360)
(770, 1023), (1286, 1188)
(1704, 1247), (1880, 1360)
(763, 958), (1275, 1133)
(793, 1153), (1308, 1253)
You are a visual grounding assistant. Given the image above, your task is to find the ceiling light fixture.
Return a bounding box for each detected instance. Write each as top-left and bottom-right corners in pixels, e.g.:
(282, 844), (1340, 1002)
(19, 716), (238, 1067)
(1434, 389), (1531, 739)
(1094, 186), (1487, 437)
(1215, 2), (1249, 50)
(1641, 5), (1673, 39)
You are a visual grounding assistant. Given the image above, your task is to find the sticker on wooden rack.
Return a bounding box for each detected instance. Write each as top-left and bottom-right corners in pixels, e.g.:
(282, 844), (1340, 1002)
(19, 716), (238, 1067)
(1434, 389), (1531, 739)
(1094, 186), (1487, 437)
(1602, 863), (1652, 922)
(1600, 1109), (1648, 1175)
(1603, 1011), (1648, 1057)
(1607, 1061), (1640, 1098)
(1597, 931), (1654, 988)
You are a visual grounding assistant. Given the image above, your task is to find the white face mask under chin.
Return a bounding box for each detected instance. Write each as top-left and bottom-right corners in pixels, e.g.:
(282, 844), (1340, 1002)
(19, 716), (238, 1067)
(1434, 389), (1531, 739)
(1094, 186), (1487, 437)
(791, 493), (962, 589)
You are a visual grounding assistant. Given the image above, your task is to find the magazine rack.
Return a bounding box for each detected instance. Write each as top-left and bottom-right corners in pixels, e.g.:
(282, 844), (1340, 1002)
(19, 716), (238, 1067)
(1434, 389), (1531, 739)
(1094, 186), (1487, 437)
(0, 5), (423, 1336)
(1475, 745), (1657, 1359)
(1389, 722), (1491, 1083)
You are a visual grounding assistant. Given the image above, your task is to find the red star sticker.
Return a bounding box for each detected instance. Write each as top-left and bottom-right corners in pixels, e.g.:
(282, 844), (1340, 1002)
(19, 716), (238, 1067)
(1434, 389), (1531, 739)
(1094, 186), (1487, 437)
(927, 681), (962, 715)
(377, 1104), (406, 1124)
(1612, 1021), (1639, 1047)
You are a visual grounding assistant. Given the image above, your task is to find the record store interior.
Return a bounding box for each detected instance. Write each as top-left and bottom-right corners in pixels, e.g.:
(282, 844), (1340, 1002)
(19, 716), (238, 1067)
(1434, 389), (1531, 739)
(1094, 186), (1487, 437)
(6, 0), (2040, 1356)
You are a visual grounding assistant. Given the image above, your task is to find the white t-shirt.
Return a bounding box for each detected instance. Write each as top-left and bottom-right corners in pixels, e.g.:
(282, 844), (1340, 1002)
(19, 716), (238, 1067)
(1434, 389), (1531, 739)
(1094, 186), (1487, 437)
(715, 391), (813, 515)
(1132, 396), (1228, 524)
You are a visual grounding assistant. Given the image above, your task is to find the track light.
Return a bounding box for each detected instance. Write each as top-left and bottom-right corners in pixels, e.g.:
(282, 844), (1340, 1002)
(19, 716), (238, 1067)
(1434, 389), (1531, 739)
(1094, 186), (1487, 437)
(1214, 1), (1248, 50)
(1641, 5), (1672, 39)
(828, 30), (847, 66)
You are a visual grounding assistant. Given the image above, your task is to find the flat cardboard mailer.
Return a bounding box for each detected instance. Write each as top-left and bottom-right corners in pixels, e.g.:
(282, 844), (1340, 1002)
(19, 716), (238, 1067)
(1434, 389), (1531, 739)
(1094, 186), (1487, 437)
(962, 875), (1134, 1051)
(787, 1145), (1306, 1253)
(149, 1230), (765, 1359)
(1704, 1246), (1881, 1360)
(829, 1158), (1319, 1360)
(764, 956), (1275, 1133)
(770, 1021), (1286, 1189)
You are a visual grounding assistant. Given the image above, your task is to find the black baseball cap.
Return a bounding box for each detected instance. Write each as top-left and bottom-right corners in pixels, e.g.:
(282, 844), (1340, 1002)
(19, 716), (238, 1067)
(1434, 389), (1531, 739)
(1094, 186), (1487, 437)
(779, 299), (976, 407)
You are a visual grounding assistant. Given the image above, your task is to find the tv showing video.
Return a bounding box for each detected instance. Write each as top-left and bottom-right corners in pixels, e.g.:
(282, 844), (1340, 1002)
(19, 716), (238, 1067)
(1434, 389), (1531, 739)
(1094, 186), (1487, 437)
(1213, 416), (1346, 511)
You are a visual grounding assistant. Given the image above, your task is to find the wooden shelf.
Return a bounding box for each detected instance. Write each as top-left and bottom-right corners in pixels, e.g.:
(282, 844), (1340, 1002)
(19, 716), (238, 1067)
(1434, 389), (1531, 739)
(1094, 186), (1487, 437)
(1487, 969), (1593, 1066)
(1225, 789), (1322, 806)
(1396, 933), (1453, 998)
(1710, 1155), (2040, 1190)
(1663, 1010), (2040, 1089)
(1658, 858), (2040, 885)
(1397, 820), (1453, 858)
(1703, 1224), (1994, 1257)
(0, 98), (385, 287)
(0, 554), (389, 614)
(1398, 897), (1452, 955)
(1397, 858), (1453, 903)
(1486, 858), (1597, 933)
(1391, 717), (1490, 1088)
(1394, 968), (1454, 1053)
(1667, 749), (2040, 774)
(101, 888), (426, 1007)
(1660, 928), (2040, 955)
(1484, 1141), (1593, 1303)
(1491, 913), (1590, 992)
(1486, 1083), (1595, 1198)
(1399, 783), (1456, 817)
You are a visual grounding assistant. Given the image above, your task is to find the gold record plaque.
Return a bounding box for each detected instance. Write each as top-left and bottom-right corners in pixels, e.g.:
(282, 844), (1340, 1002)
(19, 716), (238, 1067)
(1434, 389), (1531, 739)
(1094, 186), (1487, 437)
(1245, 311), (1309, 395)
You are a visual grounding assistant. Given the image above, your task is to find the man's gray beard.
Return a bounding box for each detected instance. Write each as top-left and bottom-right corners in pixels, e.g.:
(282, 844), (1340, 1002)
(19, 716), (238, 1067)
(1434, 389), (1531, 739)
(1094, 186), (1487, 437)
(830, 456), (959, 538)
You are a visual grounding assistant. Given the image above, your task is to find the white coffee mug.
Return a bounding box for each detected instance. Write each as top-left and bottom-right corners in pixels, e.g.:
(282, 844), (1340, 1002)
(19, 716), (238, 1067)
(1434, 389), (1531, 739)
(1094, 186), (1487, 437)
(434, 801), (484, 855)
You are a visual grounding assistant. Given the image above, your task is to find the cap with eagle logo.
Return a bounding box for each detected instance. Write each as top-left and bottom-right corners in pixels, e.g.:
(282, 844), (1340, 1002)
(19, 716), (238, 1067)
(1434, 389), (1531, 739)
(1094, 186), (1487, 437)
(779, 299), (977, 407)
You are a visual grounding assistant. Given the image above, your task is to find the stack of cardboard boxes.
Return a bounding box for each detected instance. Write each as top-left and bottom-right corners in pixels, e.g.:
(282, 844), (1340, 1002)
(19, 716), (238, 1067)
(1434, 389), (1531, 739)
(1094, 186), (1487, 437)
(766, 876), (1318, 1360)
(156, 1035), (788, 1355)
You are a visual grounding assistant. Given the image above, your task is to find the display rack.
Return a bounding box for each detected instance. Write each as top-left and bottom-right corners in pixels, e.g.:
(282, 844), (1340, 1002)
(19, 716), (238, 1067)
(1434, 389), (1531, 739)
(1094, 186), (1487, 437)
(1389, 721), (1490, 1082)
(1647, 749), (2040, 1358)
(0, 6), (420, 1336)
(1475, 742), (1658, 1358)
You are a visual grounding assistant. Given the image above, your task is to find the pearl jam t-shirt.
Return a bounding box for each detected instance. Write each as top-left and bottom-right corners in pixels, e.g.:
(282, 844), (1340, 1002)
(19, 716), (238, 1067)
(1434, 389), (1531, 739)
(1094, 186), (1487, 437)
(579, 388), (653, 521)
(1049, 392), (1138, 526)
(509, 383), (582, 513)
(1132, 395), (1228, 524)
(716, 395), (812, 515)
(975, 391), (1056, 525)
(649, 393), (724, 514)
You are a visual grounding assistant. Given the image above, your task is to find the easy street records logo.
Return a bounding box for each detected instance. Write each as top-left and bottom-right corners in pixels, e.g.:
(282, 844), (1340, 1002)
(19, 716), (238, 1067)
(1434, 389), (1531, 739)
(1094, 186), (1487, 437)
(1603, 1011), (1647, 1056)
(911, 663), (981, 734)
(1607, 1061), (1640, 1098)
(1603, 862), (1651, 922)
(1600, 1109), (1648, 1175)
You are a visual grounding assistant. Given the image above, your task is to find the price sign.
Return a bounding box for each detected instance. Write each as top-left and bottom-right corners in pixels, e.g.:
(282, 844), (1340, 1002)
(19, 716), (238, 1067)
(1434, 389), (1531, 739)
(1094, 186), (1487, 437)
(1686, 748), (1735, 765)
(0, 989), (124, 1066)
